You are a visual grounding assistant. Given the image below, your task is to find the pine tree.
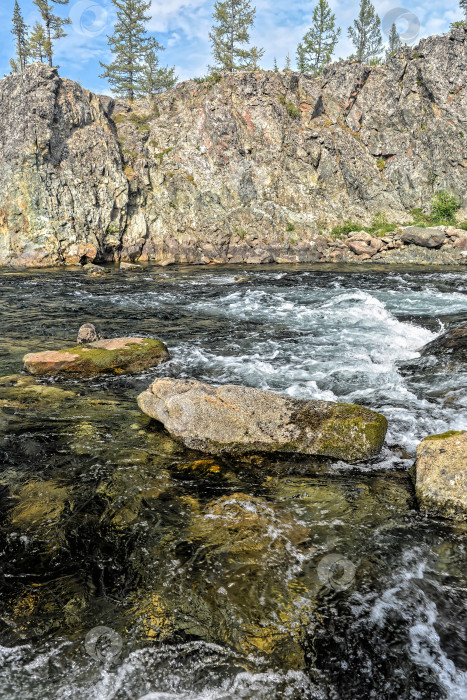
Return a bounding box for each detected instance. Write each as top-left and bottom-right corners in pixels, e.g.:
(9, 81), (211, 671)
(28, 21), (49, 63)
(296, 0), (340, 75)
(9, 58), (20, 74)
(284, 53), (291, 71)
(100, 0), (161, 101)
(348, 0), (382, 63)
(209, 0), (264, 72)
(273, 57), (278, 72)
(138, 49), (177, 98)
(32, 0), (71, 67)
(386, 23), (402, 58)
(11, 1), (29, 71)
(450, 0), (467, 27)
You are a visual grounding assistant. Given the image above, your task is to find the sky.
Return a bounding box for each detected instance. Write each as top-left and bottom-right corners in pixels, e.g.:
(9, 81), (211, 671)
(1, 0), (463, 95)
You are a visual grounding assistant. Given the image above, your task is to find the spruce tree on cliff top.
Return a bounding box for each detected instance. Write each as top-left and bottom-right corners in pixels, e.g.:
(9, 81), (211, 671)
(209, 0), (264, 72)
(138, 50), (177, 98)
(27, 22), (48, 63)
(348, 0), (382, 63)
(296, 0), (341, 75)
(100, 0), (163, 101)
(386, 23), (402, 58)
(11, 1), (29, 72)
(32, 0), (71, 67)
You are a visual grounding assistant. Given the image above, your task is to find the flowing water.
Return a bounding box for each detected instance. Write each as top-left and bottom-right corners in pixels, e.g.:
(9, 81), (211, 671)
(0, 263), (466, 699)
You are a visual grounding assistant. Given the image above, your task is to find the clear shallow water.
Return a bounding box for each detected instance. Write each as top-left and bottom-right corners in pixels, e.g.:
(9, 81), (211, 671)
(0, 263), (466, 699)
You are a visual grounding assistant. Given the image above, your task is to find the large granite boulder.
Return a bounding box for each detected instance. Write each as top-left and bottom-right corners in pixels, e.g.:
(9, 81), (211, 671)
(414, 431), (467, 521)
(137, 378), (388, 461)
(23, 337), (169, 377)
(400, 227), (446, 248)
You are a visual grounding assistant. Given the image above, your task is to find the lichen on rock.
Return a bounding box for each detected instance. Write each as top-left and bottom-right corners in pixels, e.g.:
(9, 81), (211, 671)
(414, 431), (467, 520)
(137, 377), (388, 461)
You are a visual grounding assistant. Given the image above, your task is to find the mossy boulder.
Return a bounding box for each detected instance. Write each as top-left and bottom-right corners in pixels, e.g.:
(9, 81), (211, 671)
(137, 378), (388, 462)
(23, 337), (170, 377)
(414, 431), (467, 520)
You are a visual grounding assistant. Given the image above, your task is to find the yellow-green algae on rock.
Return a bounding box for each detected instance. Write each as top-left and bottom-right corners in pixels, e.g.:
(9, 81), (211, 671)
(138, 378), (388, 462)
(415, 431), (467, 521)
(23, 337), (170, 377)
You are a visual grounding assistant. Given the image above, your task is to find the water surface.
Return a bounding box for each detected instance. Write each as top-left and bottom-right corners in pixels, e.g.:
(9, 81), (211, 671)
(0, 264), (466, 699)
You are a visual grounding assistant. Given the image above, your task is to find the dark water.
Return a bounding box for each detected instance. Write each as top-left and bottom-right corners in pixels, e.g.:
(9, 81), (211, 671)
(0, 263), (466, 699)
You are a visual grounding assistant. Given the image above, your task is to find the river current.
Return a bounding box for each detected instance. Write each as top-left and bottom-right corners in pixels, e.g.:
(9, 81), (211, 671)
(0, 263), (466, 699)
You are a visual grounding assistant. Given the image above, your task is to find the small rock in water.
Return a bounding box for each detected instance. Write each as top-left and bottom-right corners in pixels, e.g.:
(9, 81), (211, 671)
(82, 262), (110, 276)
(120, 261), (142, 271)
(234, 275), (250, 283)
(77, 323), (104, 344)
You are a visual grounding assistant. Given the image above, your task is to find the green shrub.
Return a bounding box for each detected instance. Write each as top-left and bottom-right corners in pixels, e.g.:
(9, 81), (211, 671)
(194, 73), (221, 87)
(286, 101), (300, 119)
(430, 190), (461, 224)
(459, 221), (467, 231)
(367, 212), (397, 236)
(129, 112), (151, 126)
(286, 222), (295, 232)
(376, 158), (385, 171)
(330, 221), (362, 238)
(278, 94), (286, 105)
(234, 227), (247, 239)
(409, 208), (430, 227)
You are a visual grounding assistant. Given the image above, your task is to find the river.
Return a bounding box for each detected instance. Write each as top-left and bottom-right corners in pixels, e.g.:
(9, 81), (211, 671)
(0, 263), (466, 699)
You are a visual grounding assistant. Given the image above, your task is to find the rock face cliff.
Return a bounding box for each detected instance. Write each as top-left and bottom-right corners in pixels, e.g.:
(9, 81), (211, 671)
(0, 28), (466, 267)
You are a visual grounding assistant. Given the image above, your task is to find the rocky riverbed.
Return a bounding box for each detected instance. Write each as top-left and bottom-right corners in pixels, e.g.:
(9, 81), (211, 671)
(0, 263), (466, 699)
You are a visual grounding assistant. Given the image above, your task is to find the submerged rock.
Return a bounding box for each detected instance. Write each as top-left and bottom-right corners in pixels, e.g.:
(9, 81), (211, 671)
(77, 323), (104, 344)
(400, 227), (446, 248)
(0, 374), (75, 408)
(137, 378), (388, 461)
(414, 431), (467, 520)
(23, 337), (169, 377)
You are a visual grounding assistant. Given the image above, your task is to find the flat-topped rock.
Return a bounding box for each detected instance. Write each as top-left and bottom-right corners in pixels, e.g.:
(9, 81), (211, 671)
(415, 431), (467, 521)
(23, 337), (169, 377)
(137, 378), (388, 462)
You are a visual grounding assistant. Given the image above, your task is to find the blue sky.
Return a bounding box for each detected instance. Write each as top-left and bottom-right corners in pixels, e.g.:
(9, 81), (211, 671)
(1, 0), (463, 94)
